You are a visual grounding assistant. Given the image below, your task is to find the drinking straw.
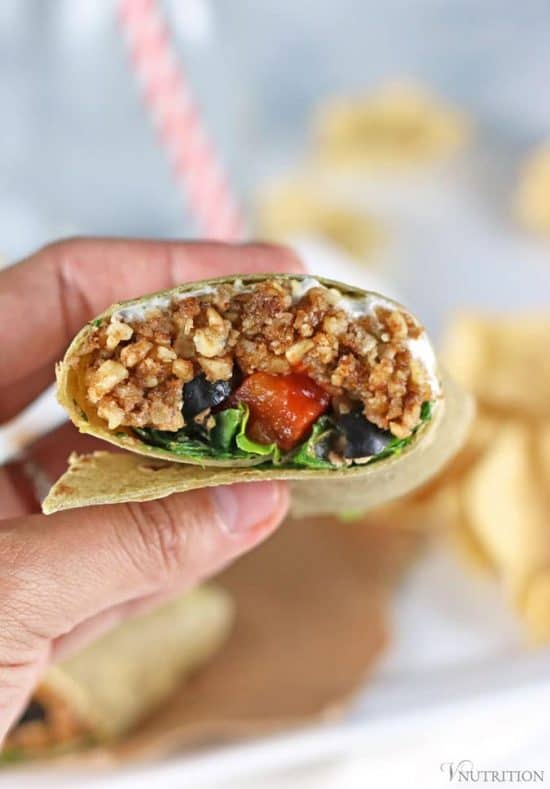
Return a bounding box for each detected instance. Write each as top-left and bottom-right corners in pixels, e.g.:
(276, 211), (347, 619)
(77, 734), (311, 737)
(118, 0), (246, 240)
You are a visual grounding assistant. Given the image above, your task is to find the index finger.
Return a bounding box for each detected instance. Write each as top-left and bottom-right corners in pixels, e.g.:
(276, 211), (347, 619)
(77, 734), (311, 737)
(0, 238), (303, 422)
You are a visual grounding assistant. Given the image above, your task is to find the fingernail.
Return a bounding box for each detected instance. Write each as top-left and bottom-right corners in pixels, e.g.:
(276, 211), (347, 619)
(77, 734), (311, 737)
(210, 481), (283, 534)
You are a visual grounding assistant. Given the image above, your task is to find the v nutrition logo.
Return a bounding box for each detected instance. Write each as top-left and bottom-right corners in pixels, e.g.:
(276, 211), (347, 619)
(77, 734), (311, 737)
(440, 760), (545, 783)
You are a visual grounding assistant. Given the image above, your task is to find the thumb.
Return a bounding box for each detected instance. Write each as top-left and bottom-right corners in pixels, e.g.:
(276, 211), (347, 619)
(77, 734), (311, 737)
(0, 481), (288, 740)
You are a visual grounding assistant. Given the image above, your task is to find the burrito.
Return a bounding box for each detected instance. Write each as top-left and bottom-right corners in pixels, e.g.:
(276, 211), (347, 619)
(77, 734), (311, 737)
(44, 274), (472, 515)
(2, 586), (233, 762)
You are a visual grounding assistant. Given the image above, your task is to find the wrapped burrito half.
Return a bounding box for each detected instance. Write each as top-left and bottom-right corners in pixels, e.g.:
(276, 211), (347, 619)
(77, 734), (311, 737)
(2, 586), (233, 762)
(44, 274), (472, 515)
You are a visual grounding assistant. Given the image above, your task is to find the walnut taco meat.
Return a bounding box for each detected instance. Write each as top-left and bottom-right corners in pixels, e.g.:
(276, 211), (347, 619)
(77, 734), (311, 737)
(45, 274), (473, 515)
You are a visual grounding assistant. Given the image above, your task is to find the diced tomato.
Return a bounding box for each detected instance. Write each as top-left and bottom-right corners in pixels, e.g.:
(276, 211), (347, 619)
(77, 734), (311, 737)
(233, 372), (330, 451)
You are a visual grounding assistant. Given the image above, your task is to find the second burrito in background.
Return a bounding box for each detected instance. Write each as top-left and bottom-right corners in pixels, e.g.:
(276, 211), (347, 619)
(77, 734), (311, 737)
(3, 586), (233, 762)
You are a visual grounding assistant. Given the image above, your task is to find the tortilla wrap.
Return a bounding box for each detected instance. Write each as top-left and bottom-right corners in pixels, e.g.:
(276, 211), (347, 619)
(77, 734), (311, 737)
(45, 274), (472, 515)
(3, 586), (233, 760)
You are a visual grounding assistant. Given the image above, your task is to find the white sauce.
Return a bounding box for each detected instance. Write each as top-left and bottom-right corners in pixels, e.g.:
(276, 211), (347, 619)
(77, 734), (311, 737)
(117, 286), (215, 323)
(118, 295), (172, 322)
(407, 335), (441, 393)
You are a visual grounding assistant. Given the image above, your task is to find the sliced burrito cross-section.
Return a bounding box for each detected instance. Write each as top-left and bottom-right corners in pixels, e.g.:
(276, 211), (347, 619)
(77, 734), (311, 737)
(58, 275), (440, 467)
(45, 274), (472, 515)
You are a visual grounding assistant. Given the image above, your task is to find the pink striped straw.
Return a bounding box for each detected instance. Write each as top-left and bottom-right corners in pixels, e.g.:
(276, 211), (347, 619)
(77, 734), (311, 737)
(117, 0), (246, 241)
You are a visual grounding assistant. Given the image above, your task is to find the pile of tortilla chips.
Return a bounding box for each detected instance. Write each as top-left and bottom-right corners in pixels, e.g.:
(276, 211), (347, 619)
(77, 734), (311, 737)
(516, 144), (550, 234)
(313, 81), (469, 171)
(257, 182), (384, 260)
(255, 80), (470, 263)
(382, 313), (550, 642)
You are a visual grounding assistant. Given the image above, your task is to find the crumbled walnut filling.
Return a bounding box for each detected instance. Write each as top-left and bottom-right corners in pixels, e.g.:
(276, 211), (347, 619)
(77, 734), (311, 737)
(120, 338), (153, 367)
(105, 316), (133, 350)
(198, 354), (233, 381)
(285, 338), (315, 365)
(80, 280), (433, 436)
(172, 357), (194, 381)
(193, 307), (231, 358)
(86, 360), (128, 403)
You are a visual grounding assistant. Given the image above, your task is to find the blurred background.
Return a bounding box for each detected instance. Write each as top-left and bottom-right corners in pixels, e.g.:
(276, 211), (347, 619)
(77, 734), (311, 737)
(2, 1), (550, 786)
(2, 1), (550, 326)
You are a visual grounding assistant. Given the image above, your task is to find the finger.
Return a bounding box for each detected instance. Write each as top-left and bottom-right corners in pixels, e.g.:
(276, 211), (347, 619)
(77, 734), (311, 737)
(0, 481), (288, 652)
(51, 575), (214, 662)
(0, 423), (106, 519)
(0, 480), (288, 739)
(25, 423), (104, 487)
(0, 366), (54, 424)
(0, 238), (303, 421)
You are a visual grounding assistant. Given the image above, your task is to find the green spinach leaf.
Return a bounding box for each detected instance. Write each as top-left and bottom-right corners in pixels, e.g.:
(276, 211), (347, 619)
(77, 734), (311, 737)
(290, 416), (335, 469)
(235, 405), (281, 463)
(211, 406), (245, 451)
(134, 403), (281, 463)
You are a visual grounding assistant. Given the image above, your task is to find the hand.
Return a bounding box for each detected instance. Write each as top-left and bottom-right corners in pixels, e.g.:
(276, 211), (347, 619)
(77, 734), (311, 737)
(0, 238), (303, 744)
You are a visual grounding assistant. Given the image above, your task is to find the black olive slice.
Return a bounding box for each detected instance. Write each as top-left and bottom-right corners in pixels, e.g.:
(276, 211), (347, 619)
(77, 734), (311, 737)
(182, 374), (233, 419)
(15, 700), (47, 728)
(335, 410), (392, 458)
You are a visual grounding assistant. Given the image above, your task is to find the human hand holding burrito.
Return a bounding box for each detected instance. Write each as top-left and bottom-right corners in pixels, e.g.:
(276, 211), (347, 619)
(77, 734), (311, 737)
(0, 238), (299, 746)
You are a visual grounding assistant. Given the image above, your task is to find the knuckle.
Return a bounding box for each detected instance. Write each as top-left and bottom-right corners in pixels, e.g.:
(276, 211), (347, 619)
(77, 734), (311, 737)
(245, 241), (305, 273)
(34, 237), (88, 277)
(40, 235), (86, 261)
(118, 498), (189, 580)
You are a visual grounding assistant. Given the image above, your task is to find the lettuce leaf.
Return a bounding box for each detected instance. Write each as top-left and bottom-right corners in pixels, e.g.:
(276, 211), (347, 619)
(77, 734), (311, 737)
(235, 404), (281, 463)
(420, 400), (432, 421)
(134, 403), (281, 462)
(211, 406), (243, 450)
(290, 416), (336, 469)
(133, 427), (233, 460)
(134, 399), (435, 467)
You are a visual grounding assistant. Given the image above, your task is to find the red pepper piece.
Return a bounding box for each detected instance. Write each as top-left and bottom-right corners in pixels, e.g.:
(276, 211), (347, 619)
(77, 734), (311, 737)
(233, 372), (330, 451)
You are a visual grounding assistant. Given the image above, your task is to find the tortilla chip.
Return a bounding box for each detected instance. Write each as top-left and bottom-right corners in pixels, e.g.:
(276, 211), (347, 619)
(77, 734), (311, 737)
(442, 313), (550, 418)
(374, 312), (550, 641)
(523, 572), (550, 643)
(257, 182), (384, 258)
(516, 144), (550, 234)
(461, 422), (549, 602)
(537, 420), (550, 491)
(449, 503), (494, 573)
(314, 81), (469, 170)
